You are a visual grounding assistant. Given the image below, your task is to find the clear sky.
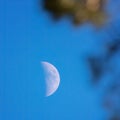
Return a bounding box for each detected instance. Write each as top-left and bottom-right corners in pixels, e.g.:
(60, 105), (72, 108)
(1, 0), (120, 120)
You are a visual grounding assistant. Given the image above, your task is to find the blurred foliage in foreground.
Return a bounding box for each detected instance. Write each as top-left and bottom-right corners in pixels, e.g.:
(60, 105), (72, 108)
(42, 0), (108, 27)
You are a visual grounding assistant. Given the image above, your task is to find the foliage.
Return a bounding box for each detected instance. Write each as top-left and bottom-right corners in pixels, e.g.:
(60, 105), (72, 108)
(42, 0), (108, 26)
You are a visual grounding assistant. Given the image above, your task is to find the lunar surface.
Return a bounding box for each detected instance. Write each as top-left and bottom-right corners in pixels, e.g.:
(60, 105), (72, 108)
(41, 61), (60, 97)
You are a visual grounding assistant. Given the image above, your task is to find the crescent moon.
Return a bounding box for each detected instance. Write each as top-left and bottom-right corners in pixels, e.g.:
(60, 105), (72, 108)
(41, 61), (60, 97)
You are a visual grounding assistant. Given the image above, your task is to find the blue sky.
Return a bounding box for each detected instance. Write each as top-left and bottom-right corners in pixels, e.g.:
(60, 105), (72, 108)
(1, 0), (120, 120)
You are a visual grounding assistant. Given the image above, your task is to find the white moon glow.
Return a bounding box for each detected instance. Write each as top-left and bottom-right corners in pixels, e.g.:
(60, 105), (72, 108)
(41, 61), (60, 97)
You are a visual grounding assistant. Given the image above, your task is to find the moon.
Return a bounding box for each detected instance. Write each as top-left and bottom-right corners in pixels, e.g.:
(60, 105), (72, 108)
(41, 61), (60, 97)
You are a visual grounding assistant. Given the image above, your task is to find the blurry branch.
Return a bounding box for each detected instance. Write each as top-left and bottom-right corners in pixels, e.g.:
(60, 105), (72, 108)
(87, 56), (104, 83)
(110, 115), (120, 120)
(87, 37), (120, 119)
(103, 81), (120, 120)
(87, 36), (120, 83)
(41, 0), (108, 27)
(106, 39), (120, 59)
